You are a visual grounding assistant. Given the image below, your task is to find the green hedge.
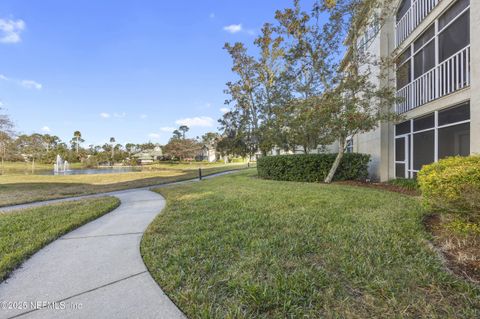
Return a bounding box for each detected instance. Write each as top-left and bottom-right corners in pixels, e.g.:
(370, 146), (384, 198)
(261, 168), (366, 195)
(418, 155), (480, 216)
(257, 153), (371, 182)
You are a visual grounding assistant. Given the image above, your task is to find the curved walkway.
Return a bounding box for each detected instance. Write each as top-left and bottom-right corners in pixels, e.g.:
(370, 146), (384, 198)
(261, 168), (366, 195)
(0, 171), (241, 319)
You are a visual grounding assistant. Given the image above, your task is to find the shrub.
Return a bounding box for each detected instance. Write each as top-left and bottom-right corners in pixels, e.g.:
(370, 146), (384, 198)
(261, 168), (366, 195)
(257, 153), (370, 182)
(417, 156), (480, 216)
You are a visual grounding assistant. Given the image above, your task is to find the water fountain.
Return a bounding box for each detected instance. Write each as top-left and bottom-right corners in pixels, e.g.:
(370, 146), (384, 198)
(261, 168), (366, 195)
(53, 155), (70, 174)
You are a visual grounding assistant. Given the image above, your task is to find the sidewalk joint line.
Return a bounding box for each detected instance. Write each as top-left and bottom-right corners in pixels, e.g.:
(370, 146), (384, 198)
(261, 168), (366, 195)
(6, 271), (148, 319)
(60, 232), (144, 240)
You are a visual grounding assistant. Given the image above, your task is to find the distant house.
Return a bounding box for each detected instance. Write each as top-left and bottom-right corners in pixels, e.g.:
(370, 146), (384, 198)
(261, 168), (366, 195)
(197, 144), (218, 162)
(134, 145), (163, 164)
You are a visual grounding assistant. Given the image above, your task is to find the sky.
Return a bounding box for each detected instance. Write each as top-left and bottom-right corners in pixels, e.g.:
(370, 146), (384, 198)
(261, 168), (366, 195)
(0, 0), (317, 146)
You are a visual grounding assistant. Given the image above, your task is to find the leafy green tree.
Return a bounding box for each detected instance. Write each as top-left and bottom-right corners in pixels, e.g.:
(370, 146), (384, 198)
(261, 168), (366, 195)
(0, 108), (14, 172)
(163, 138), (202, 161)
(16, 134), (45, 172)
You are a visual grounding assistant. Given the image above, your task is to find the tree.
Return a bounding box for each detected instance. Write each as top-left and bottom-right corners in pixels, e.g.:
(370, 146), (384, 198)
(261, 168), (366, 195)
(313, 0), (399, 182)
(109, 137), (116, 160)
(16, 134), (45, 172)
(178, 125), (190, 139)
(201, 132), (220, 146)
(172, 130), (182, 140)
(0, 108), (14, 173)
(163, 138), (202, 161)
(71, 131), (84, 154)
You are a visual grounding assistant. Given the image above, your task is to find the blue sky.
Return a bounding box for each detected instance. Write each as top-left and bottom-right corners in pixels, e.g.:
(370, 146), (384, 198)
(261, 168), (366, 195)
(0, 0), (316, 146)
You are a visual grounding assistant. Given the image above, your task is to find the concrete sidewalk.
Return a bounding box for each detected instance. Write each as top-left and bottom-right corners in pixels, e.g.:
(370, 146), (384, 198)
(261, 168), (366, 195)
(0, 190), (186, 319)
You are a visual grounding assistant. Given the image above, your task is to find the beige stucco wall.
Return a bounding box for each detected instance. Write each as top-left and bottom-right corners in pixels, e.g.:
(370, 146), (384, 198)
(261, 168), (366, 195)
(470, 0), (480, 155)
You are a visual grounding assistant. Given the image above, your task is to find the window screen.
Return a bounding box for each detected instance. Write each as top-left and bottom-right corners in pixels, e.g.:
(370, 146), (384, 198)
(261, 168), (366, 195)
(438, 103), (470, 125)
(396, 121), (411, 136)
(438, 123), (470, 158)
(395, 138), (406, 161)
(413, 130), (434, 170)
(413, 113), (434, 131)
(396, 163), (406, 178)
(414, 41), (435, 79)
(439, 0), (470, 30)
(414, 25), (435, 51)
(438, 11), (470, 62)
(396, 0), (411, 22)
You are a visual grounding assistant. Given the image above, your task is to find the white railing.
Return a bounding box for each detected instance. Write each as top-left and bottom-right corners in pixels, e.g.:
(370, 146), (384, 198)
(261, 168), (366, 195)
(396, 0), (439, 47)
(396, 45), (470, 113)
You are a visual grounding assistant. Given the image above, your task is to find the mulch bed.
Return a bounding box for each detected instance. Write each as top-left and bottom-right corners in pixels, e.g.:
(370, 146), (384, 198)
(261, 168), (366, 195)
(424, 214), (480, 284)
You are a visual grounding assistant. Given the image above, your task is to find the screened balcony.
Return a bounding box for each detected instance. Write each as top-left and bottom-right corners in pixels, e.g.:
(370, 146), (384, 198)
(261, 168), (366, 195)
(395, 0), (469, 114)
(396, 0), (440, 47)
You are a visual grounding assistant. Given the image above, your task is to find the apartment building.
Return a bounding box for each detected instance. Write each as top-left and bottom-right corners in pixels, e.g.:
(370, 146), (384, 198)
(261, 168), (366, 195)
(350, 0), (479, 181)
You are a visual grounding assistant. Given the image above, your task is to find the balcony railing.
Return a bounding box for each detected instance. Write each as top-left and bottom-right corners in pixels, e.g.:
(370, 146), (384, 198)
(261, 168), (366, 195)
(396, 45), (470, 114)
(396, 0), (439, 47)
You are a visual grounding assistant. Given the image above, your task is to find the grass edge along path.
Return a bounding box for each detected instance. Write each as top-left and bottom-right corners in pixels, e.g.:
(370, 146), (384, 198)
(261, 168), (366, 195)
(141, 170), (480, 318)
(0, 197), (120, 282)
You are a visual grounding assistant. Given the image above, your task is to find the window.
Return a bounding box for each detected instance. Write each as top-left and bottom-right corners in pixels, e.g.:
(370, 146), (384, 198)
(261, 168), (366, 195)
(438, 10), (470, 62)
(396, 164), (406, 178)
(414, 41), (435, 79)
(346, 138), (353, 153)
(438, 123), (470, 158)
(396, 0), (411, 22)
(396, 49), (411, 88)
(438, 103), (470, 125)
(394, 102), (471, 179)
(439, 0), (470, 29)
(414, 25), (435, 51)
(413, 130), (435, 170)
(395, 120), (411, 136)
(395, 138), (405, 161)
(413, 113), (434, 131)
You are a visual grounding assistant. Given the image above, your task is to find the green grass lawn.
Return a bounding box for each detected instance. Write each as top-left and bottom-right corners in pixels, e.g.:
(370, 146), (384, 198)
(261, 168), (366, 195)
(0, 163), (250, 207)
(142, 170), (480, 318)
(0, 197), (119, 282)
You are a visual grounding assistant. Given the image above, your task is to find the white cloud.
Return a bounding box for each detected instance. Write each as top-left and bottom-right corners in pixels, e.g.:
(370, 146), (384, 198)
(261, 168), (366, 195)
(220, 107), (229, 114)
(160, 127), (175, 132)
(175, 116), (214, 128)
(140, 114), (147, 119)
(1, 75), (42, 90)
(21, 80), (42, 90)
(113, 112), (126, 118)
(0, 18), (25, 44)
(0, 101), (3, 107)
(223, 24), (242, 34)
(148, 133), (161, 139)
(100, 112), (111, 118)
(41, 126), (51, 132)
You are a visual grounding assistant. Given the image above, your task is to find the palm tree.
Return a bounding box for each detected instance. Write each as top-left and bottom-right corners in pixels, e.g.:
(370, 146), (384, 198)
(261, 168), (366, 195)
(110, 137), (116, 160)
(73, 131), (82, 154)
(178, 125), (189, 139)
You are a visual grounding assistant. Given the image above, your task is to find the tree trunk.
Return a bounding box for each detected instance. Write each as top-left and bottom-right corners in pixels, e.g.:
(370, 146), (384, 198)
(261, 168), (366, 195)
(324, 139), (345, 184)
(76, 137), (79, 154)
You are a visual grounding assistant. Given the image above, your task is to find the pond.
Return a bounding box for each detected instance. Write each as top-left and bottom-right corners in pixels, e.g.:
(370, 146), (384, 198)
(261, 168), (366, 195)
(40, 167), (143, 175)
